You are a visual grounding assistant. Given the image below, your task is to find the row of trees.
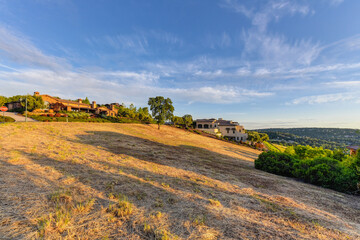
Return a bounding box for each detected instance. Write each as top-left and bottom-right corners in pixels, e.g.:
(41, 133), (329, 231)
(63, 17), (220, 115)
(116, 103), (153, 123)
(171, 114), (193, 128)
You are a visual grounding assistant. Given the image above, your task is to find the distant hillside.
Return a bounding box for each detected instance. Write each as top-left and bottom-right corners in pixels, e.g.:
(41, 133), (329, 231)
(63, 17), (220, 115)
(256, 128), (360, 150)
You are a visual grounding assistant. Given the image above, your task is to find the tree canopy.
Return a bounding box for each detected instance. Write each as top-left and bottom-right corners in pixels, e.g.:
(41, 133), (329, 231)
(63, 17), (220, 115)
(148, 96), (174, 129)
(117, 104), (152, 122)
(83, 97), (90, 104)
(247, 131), (269, 143)
(182, 114), (193, 128)
(20, 95), (45, 111)
(0, 96), (6, 107)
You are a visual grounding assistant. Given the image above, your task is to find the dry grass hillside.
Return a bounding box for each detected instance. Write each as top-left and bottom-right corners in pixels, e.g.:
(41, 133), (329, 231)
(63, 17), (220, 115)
(0, 123), (359, 239)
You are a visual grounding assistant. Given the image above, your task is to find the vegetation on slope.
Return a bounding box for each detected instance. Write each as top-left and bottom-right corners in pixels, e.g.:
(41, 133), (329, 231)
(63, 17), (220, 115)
(255, 145), (360, 194)
(0, 123), (359, 239)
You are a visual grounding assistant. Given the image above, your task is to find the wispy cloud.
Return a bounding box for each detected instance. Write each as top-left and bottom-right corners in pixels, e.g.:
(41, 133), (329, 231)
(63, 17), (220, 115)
(86, 29), (183, 55)
(0, 25), (69, 70)
(220, 1), (320, 68)
(328, 0), (344, 6)
(290, 92), (360, 105)
(220, 0), (311, 32)
(325, 80), (360, 88)
(242, 30), (320, 67)
(206, 32), (232, 49)
(0, 68), (273, 104)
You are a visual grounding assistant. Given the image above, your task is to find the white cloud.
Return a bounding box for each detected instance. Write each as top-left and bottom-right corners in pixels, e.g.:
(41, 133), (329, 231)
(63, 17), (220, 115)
(325, 80), (360, 88)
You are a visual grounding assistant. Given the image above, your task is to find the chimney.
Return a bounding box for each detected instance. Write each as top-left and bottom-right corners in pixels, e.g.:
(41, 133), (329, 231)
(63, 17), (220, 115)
(78, 99), (82, 103)
(91, 101), (97, 108)
(34, 92), (40, 96)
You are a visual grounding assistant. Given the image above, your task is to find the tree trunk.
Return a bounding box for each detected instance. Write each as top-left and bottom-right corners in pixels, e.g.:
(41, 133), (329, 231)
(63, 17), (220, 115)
(158, 123), (160, 130)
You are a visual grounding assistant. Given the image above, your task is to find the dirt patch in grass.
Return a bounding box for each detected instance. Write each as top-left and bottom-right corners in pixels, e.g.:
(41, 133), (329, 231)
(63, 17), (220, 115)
(0, 123), (359, 239)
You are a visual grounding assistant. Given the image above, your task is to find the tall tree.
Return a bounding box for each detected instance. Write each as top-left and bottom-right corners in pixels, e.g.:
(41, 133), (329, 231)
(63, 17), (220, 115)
(148, 96), (174, 130)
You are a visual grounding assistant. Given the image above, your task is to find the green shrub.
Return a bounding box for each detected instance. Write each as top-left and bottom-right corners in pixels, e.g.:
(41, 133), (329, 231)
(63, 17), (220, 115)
(0, 116), (15, 122)
(256, 150), (360, 194)
(294, 157), (359, 193)
(255, 151), (298, 177)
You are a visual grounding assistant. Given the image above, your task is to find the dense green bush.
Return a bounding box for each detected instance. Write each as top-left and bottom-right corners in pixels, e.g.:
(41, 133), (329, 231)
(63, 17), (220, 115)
(255, 152), (298, 177)
(255, 148), (360, 194)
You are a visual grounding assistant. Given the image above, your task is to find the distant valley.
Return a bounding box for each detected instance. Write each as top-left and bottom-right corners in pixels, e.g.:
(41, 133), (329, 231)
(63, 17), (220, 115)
(256, 128), (360, 150)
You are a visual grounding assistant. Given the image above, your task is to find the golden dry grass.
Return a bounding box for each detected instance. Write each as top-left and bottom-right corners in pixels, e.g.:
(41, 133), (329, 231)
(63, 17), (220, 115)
(0, 122), (359, 239)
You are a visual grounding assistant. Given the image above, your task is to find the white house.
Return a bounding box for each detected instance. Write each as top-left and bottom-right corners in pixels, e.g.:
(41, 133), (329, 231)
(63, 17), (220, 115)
(194, 118), (247, 142)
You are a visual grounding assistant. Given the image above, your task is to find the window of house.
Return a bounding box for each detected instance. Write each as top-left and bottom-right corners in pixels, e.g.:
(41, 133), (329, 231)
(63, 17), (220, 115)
(237, 137), (239, 140)
(204, 124), (209, 129)
(198, 124), (202, 128)
(233, 130), (235, 133)
(226, 128), (230, 133)
(210, 124), (212, 128)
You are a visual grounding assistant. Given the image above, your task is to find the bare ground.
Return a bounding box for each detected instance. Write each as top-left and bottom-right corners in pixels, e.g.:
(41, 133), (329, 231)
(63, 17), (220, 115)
(0, 123), (359, 239)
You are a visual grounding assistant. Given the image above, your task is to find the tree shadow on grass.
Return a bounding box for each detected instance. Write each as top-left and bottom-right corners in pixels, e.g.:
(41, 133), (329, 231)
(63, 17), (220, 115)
(70, 130), (261, 178)
(12, 149), (285, 239)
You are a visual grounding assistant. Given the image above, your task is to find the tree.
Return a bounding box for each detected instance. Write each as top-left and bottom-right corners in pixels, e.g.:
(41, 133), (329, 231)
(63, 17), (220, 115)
(148, 96), (174, 130)
(20, 94), (45, 111)
(247, 131), (261, 143)
(259, 133), (269, 142)
(172, 116), (183, 125)
(182, 114), (193, 128)
(137, 107), (152, 122)
(0, 96), (6, 107)
(83, 97), (90, 104)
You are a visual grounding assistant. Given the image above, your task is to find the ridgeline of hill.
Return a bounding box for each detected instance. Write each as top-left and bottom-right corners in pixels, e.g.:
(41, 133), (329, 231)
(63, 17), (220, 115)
(0, 123), (359, 239)
(256, 128), (360, 150)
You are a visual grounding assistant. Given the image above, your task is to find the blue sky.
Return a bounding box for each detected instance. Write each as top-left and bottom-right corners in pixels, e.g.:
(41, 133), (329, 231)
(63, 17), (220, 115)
(0, 0), (360, 129)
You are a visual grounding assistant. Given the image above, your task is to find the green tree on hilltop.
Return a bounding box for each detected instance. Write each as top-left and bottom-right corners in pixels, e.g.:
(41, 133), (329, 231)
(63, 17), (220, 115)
(148, 96), (174, 130)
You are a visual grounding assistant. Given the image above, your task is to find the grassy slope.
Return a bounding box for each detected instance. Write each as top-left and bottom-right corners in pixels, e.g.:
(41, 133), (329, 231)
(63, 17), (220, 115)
(0, 123), (359, 239)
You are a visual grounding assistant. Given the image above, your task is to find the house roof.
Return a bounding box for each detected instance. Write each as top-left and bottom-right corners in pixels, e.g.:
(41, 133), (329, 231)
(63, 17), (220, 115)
(195, 118), (216, 123)
(195, 118), (242, 126)
(57, 99), (91, 108)
(42, 94), (92, 108)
